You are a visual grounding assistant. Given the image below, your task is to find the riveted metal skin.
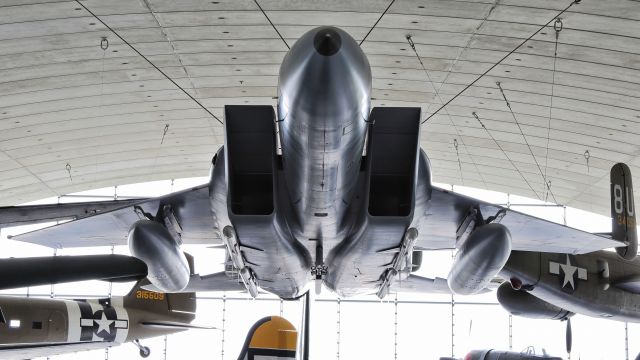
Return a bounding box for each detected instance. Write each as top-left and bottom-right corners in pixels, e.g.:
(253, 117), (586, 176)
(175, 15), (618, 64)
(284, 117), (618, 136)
(128, 220), (190, 293)
(277, 26), (371, 243)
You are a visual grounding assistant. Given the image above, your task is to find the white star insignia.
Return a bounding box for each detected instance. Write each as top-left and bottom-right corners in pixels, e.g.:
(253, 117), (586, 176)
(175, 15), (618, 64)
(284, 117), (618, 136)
(549, 255), (588, 291)
(94, 312), (114, 335)
(559, 255), (577, 289)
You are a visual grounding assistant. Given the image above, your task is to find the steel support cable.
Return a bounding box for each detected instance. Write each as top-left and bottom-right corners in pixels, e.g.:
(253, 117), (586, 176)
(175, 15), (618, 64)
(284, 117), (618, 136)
(453, 139), (465, 185)
(423, 0), (498, 117)
(74, 0), (223, 125)
(360, 0), (396, 45)
(473, 112), (543, 200)
(407, 35), (488, 189)
(543, 18), (563, 201)
(253, 0), (290, 50)
(421, 0), (581, 125)
(496, 82), (558, 204)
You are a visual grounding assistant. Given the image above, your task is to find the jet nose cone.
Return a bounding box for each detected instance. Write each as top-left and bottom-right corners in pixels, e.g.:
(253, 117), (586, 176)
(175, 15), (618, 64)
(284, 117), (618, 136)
(313, 27), (342, 56)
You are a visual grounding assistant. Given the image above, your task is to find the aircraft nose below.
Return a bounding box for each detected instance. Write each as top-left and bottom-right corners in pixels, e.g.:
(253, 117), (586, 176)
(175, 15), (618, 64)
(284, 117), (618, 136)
(313, 27), (342, 56)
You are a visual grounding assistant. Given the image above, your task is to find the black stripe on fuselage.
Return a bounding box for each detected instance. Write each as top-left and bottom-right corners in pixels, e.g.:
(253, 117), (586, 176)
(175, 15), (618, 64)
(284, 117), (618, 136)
(247, 348), (296, 359)
(77, 302), (94, 341)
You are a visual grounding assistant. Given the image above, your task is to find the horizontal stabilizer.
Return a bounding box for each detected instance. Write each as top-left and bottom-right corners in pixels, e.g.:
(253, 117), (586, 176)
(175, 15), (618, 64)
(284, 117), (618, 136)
(142, 271), (247, 293)
(0, 255), (147, 290)
(140, 321), (216, 330)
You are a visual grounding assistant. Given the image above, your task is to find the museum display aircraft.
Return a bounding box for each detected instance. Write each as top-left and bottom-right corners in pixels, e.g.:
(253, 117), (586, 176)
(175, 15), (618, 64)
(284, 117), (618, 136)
(2, 26), (639, 332)
(0, 276), (208, 359)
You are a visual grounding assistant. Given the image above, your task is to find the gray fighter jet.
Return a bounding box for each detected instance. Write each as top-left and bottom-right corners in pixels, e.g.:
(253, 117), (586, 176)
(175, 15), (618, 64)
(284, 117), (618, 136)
(1, 27), (629, 304)
(0, 279), (204, 359)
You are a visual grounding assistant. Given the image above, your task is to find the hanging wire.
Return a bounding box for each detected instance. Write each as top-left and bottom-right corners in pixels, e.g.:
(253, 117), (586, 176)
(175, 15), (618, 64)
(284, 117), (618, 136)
(453, 139), (464, 185)
(584, 150), (590, 174)
(75, 1), (223, 125)
(496, 82), (558, 204)
(161, 124), (170, 144)
(65, 163), (72, 182)
(543, 18), (563, 188)
(472, 112), (542, 200)
(99, 36), (108, 110)
(407, 34), (487, 188)
(253, 0), (289, 49)
(360, 0), (396, 45)
(422, 0), (581, 124)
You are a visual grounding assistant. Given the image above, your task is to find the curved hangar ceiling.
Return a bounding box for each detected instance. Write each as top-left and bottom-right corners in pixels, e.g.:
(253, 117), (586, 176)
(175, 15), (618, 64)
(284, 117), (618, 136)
(0, 0), (638, 216)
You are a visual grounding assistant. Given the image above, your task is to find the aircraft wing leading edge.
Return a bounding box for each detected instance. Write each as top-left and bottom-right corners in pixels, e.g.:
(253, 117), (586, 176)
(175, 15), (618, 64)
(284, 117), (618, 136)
(419, 188), (622, 255)
(10, 185), (222, 249)
(9, 183), (620, 255)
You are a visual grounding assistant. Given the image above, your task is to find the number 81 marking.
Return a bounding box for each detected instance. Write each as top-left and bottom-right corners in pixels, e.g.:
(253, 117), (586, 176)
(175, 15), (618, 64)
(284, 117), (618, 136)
(614, 184), (635, 216)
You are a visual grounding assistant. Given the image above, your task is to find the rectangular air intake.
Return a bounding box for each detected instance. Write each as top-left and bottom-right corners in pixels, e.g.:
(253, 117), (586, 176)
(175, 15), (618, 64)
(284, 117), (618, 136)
(224, 105), (276, 215)
(366, 107), (421, 217)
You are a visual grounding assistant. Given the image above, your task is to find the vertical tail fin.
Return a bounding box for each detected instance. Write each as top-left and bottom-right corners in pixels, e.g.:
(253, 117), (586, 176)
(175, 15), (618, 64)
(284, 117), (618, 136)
(611, 163), (637, 260)
(122, 253), (197, 321)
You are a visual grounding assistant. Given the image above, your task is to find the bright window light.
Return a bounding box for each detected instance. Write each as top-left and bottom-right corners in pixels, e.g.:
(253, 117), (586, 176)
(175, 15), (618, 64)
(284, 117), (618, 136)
(9, 319), (20, 328)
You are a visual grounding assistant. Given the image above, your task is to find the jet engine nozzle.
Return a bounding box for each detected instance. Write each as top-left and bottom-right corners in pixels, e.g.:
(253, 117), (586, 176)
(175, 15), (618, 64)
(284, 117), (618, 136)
(128, 220), (190, 292)
(496, 282), (573, 320)
(448, 223), (512, 295)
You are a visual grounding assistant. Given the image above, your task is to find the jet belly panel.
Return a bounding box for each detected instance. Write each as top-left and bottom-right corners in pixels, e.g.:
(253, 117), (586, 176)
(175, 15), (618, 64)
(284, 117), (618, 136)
(278, 26), (370, 241)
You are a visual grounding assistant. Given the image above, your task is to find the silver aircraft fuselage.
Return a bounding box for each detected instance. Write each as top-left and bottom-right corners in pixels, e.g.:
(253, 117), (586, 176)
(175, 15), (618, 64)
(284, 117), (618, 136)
(209, 26), (431, 298)
(278, 27), (371, 241)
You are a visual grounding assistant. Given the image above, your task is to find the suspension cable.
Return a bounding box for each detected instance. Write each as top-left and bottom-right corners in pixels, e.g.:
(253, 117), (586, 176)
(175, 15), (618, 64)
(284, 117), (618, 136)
(360, 0), (396, 45)
(496, 82), (558, 204)
(543, 18), (563, 200)
(407, 35), (488, 189)
(253, 0), (290, 49)
(422, 0), (581, 124)
(74, 0), (223, 125)
(472, 112), (542, 200)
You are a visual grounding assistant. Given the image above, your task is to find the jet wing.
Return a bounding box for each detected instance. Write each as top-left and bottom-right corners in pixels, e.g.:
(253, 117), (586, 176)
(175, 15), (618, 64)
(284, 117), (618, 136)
(417, 187), (622, 255)
(0, 341), (112, 360)
(10, 185), (221, 249)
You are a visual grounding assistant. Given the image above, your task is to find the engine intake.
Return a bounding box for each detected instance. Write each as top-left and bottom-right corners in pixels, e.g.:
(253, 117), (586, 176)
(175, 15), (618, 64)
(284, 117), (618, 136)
(128, 220), (190, 292)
